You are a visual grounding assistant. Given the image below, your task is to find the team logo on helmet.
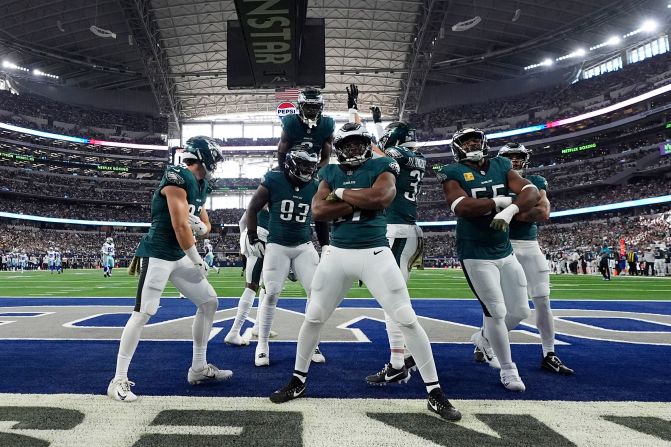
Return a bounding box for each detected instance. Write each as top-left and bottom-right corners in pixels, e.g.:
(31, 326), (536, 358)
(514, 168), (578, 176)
(451, 128), (488, 163)
(498, 142), (531, 174)
(183, 136), (225, 180)
(333, 123), (373, 166)
(285, 148), (319, 183)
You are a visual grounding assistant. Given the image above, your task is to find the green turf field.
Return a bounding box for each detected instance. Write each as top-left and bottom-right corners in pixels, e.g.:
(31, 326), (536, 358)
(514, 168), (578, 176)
(0, 268), (669, 299)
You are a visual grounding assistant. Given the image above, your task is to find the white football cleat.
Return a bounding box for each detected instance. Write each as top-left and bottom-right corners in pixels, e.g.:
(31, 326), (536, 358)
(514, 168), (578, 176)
(187, 363), (233, 385)
(107, 378), (137, 402)
(255, 344), (270, 367)
(311, 346), (326, 363)
(224, 331), (250, 346)
(470, 330), (501, 369)
(251, 325), (278, 338)
(500, 364), (526, 392)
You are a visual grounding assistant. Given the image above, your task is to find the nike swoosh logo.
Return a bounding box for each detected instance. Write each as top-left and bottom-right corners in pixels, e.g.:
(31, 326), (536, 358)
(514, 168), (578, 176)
(384, 371), (404, 381)
(428, 400), (438, 411)
(293, 389), (303, 397)
(374, 250), (383, 255)
(116, 391), (126, 401)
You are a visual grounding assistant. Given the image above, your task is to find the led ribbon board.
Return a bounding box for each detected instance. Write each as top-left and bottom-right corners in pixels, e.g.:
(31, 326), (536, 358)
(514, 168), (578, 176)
(0, 122), (167, 150)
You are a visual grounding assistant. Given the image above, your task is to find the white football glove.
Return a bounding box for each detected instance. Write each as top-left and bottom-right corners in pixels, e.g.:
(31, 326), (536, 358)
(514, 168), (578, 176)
(188, 214), (208, 236)
(247, 233), (265, 258)
(185, 245), (209, 279)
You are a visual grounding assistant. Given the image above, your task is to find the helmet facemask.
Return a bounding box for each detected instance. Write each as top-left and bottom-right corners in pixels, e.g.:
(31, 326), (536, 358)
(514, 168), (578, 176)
(285, 150), (319, 183)
(451, 129), (488, 162)
(297, 89), (324, 128)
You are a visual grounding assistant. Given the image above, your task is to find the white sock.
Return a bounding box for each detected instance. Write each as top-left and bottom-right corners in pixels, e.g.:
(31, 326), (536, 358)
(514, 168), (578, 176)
(114, 311), (150, 380)
(532, 296), (555, 356)
(191, 300), (216, 371)
(384, 311), (406, 369)
(230, 288), (256, 335)
(484, 316), (514, 369)
(294, 320), (323, 374)
(257, 292), (278, 346)
(394, 307), (439, 386)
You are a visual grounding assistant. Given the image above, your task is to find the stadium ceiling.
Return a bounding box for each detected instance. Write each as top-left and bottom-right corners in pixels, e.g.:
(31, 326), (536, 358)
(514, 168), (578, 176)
(0, 0), (668, 124)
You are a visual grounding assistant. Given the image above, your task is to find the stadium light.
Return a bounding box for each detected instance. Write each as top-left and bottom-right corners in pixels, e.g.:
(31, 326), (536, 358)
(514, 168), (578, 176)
(641, 20), (658, 32)
(542, 58), (553, 66)
(606, 36), (621, 46)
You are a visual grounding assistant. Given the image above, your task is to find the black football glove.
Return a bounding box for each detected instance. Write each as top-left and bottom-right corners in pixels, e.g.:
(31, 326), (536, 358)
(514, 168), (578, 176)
(370, 106), (382, 123)
(346, 84), (359, 110)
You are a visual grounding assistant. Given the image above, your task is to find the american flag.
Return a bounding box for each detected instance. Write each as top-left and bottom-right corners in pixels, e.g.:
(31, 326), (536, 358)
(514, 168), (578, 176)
(275, 88), (300, 101)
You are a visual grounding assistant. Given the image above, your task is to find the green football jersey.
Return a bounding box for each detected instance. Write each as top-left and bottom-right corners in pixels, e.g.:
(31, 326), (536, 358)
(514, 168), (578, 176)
(437, 157), (513, 260)
(383, 146), (426, 225)
(509, 174), (548, 241)
(257, 208), (270, 230)
(262, 171), (317, 246)
(318, 157), (400, 249)
(136, 165), (210, 261)
(281, 114), (335, 156)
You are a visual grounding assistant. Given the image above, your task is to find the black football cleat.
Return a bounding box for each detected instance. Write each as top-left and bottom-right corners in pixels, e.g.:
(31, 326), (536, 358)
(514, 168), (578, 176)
(473, 346), (486, 363)
(542, 353), (574, 375)
(365, 363), (410, 386)
(404, 355), (417, 372)
(427, 388), (462, 421)
(270, 376), (306, 404)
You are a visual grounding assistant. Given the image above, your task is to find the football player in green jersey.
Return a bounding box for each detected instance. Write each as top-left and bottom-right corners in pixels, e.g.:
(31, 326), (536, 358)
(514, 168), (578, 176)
(497, 142), (574, 375)
(269, 123), (461, 422)
(437, 128), (540, 392)
(224, 208), (272, 346)
(277, 88), (335, 169)
(245, 149), (330, 366)
(365, 121), (427, 385)
(107, 136), (232, 403)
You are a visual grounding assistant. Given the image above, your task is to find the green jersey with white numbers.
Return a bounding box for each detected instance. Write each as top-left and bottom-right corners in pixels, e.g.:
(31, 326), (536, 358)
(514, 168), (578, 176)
(281, 114), (335, 156)
(262, 171), (317, 246)
(509, 174), (547, 241)
(318, 157), (400, 249)
(437, 157), (513, 260)
(383, 146), (426, 225)
(136, 165), (210, 261)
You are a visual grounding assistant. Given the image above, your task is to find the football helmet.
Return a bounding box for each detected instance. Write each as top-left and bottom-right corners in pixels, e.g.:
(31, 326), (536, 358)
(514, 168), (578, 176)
(378, 121), (418, 150)
(451, 128), (488, 162)
(106, 237), (113, 244)
(183, 136), (224, 180)
(498, 142), (530, 174)
(297, 88), (324, 128)
(285, 148), (319, 182)
(333, 123), (373, 166)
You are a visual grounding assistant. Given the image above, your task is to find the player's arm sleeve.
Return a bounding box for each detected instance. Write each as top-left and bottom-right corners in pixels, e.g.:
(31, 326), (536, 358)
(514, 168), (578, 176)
(314, 221), (330, 247)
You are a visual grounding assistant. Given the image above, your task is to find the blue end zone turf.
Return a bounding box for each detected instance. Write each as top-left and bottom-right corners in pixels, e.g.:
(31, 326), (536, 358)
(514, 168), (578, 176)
(0, 297), (669, 402)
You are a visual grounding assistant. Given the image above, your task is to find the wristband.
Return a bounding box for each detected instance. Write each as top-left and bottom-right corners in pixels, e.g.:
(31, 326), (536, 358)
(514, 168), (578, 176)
(334, 188), (345, 200)
(521, 184), (538, 191)
(185, 245), (203, 265)
(451, 196), (466, 213)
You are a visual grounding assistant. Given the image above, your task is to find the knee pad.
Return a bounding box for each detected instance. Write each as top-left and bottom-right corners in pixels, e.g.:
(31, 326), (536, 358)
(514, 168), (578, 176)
(264, 280), (283, 298)
(531, 295), (550, 310)
(131, 311), (151, 326)
(383, 266), (407, 293)
(487, 302), (508, 319)
(392, 304), (418, 327)
(305, 301), (326, 324)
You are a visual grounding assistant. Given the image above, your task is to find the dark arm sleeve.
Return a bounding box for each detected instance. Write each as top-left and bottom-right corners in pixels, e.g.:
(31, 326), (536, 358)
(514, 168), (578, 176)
(315, 221), (330, 247)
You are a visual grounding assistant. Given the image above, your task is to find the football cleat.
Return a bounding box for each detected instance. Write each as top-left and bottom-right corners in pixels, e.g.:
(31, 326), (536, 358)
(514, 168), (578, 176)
(473, 346), (486, 363)
(404, 355), (417, 372)
(542, 353), (574, 375)
(500, 364), (526, 392)
(365, 363), (411, 386)
(312, 346), (326, 363)
(250, 325), (278, 338)
(270, 376), (306, 404)
(187, 363), (233, 385)
(255, 344), (270, 367)
(224, 331), (250, 346)
(427, 388), (462, 421)
(471, 330), (501, 369)
(107, 378), (137, 402)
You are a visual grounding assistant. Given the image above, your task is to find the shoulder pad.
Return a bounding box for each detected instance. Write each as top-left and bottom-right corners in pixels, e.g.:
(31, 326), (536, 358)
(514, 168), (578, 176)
(165, 166), (186, 187)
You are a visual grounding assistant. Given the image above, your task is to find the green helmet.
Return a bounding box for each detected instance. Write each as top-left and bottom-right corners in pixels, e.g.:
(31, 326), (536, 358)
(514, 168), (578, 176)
(378, 121), (417, 150)
(183, 136), (224, 178)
